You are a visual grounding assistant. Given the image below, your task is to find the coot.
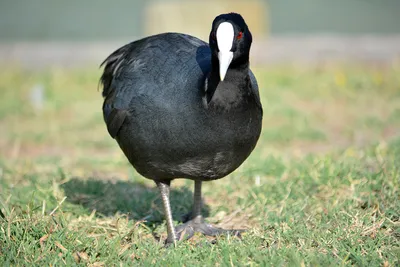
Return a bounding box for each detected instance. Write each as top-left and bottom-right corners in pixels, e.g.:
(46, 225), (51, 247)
(100, 13), (262, 244)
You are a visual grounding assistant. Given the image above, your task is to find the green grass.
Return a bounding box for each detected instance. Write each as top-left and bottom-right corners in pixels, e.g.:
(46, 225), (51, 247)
(0, 64), (399, 266)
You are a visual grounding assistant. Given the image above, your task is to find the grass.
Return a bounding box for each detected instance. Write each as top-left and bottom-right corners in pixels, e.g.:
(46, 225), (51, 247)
(0, 63), (399, 266)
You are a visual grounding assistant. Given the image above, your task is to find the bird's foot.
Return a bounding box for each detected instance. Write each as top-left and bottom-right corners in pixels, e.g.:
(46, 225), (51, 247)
(175, 217), (243, 241)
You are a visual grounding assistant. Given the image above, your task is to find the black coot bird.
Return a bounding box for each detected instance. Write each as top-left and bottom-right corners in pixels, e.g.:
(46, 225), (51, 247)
(100, 13), (262, 244)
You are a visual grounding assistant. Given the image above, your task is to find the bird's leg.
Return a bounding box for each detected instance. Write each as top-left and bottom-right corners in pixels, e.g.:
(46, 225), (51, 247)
(156, 180), (177, 245)
(175, 180), (243, 241)
(179, 180), (203, 223)
(191, 180), (203, 223)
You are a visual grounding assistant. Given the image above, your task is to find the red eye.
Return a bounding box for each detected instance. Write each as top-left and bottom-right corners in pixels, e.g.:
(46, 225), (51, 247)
(237, 31), (243, 39)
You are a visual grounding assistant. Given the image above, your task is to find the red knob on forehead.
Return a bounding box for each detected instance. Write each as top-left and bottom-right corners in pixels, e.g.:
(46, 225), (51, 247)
(237, 32), (243, 40)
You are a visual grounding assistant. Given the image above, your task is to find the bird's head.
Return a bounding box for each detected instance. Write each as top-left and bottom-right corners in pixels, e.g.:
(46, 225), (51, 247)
(209, 13), (252, 81)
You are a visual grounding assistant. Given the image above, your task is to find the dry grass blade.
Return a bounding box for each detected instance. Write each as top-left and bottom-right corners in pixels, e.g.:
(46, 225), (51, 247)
(39, 234), (49, 250)
(54, 241), (68, 252)
(49, 197), (67, 216)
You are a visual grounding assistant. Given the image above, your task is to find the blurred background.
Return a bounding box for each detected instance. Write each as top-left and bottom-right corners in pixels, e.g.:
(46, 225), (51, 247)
(1, 0), (400, 67)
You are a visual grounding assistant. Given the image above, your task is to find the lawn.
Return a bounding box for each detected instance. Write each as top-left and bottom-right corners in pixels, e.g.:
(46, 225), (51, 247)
(0, 64), (399, 266)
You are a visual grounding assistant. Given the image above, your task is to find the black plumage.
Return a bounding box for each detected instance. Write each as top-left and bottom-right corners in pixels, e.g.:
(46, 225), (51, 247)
(100, 13), (262, 244)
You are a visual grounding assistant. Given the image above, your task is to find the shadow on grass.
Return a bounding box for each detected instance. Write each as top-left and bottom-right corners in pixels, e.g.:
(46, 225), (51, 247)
(61, 178), (210, 224)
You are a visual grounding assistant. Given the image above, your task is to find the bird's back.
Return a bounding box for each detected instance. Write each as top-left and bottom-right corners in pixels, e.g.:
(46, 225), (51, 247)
(101, 33), (210, 119)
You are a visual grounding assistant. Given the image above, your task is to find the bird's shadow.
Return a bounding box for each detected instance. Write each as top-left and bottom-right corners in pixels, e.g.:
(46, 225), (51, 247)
(61, 178), (210, 225)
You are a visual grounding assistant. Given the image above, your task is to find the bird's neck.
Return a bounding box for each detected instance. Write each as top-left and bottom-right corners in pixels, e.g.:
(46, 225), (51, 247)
(205, 57), (251, 105)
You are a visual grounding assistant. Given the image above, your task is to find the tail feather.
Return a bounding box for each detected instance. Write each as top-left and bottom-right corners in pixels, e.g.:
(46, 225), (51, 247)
(99, 43), (131, 98)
